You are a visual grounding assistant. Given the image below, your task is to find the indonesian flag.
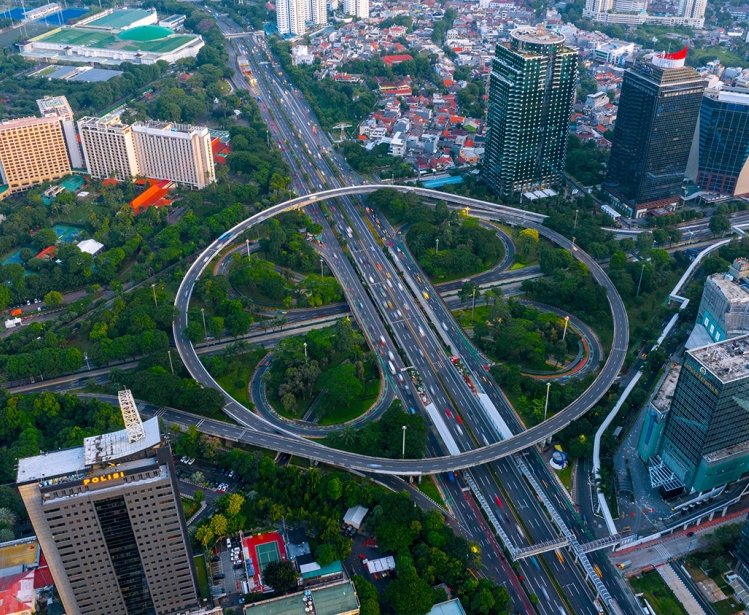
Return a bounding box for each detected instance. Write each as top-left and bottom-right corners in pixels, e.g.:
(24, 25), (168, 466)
(652, 46), (688, 68)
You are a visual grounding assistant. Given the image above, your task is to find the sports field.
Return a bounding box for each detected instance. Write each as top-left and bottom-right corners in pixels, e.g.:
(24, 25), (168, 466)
(85, 8), (153, 29)
(255, 541), (281, 571)
(34, 27), (196, 53)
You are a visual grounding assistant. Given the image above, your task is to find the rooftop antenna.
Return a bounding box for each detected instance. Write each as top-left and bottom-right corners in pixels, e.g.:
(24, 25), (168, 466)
(118, 389), (146, 443)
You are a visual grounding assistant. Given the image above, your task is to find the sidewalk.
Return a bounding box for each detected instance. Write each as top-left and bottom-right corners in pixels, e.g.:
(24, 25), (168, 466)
(657, 563), (707, 615)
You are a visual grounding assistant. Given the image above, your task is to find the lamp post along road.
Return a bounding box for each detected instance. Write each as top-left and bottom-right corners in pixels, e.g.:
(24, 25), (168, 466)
(544, 381), (551, 422)
(402, 425), (407, 458)
(562, 315), (570, 341)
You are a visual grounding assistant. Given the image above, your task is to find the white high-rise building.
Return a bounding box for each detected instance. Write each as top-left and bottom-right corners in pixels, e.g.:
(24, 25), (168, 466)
(80, 115), (216, 189)
(78, 116), (139, 181)
(343, 0), (368, 18)
(309, 0), (327, 25)
(132, 121), (216, 189)
(680, 0), (707, 23)
(277, 0), (306, 35)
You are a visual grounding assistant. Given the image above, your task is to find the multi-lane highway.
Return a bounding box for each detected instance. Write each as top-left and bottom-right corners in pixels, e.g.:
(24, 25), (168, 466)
(170, 19), (637, 613)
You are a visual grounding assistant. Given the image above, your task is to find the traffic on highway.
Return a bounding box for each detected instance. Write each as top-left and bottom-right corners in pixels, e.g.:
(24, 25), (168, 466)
(170, 18), (635, 614)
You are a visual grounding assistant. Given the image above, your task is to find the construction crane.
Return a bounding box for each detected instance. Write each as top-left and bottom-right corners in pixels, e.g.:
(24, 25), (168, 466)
(118, 389), (146, 443)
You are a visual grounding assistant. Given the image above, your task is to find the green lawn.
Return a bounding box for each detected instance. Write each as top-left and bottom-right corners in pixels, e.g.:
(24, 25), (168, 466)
(555, 462), (573, 492)
(418, 476), (446, 507)
(629, 571), (688, 615)
(182, 496), (200, 520)
(318, 377), (381, 425)
(213, 349), (266, 409)
(193, 554), (210, 600)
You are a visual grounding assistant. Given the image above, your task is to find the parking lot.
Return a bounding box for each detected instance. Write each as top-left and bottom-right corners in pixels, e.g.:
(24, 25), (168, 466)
(209, 535), (248, 608)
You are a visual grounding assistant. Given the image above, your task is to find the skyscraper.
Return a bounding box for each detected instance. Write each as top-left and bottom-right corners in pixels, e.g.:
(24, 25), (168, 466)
(0, 116), (71, 193)
(605, 48), (705, 218)
(690, 87), (749, 197)
(656, 335), (749, 493)
(276, 0), (308, 35)
(17, 391), (200, 615)
(482, 27), (578, 197)
(342, 0), (368, 19)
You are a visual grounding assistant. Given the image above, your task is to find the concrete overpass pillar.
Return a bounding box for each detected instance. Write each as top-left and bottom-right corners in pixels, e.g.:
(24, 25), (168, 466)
(723, 506), (729, 517)
(709, 511), (715, 521)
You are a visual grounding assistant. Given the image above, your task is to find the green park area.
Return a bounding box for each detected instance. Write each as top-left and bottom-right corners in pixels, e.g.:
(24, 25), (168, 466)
(367, 189), (503, 281)
(229, 212), (342, 308)
(265, 319), (381, 425)
(454, 294), (581, 373)
(207, 347), (267, 409)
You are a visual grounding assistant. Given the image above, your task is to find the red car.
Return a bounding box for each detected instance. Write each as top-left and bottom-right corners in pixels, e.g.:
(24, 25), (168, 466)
(494, 495), (503, 508)
(445, 408), (453, 419)
(358, 553), (366, 560)
(455, 413), (463, 425)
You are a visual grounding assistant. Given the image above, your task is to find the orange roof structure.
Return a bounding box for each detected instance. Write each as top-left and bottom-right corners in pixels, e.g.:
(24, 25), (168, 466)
(130, 179), (173, 215)
(101, 178), (119, 187)
(35, 245), (57, 260)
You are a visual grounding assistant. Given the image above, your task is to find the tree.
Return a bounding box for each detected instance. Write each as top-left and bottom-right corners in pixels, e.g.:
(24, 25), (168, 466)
(326, 476), (343, 501)
(383, 570), (434, 615)
(209, 513), (228, 538)
(43, 291), (64, 308)
(709, 213), (731, 237)
(195, 524), (214, 549)
(224, 493), (245, 517)
(263, 560), (298, 593)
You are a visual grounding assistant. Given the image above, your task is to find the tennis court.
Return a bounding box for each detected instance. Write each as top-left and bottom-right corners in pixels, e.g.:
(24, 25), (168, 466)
(255, 541), (280, 571)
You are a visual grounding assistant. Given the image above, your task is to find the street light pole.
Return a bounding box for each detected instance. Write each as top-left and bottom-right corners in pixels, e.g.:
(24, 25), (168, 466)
(151, 283), (158, 307)
(402, 425), (407, 458)
(435, 238), (439, 255)
(544, 381), (551, 421)
(320, 256), (324, 278)
(471, 287), (477, 319)
(636, 262), (646, 297)
(200, 308), (207, 338)
(167, 350), (175, 375)
(303, 341), (308, 362)
(245, 239), (251, 263)
(574, 209), (579, 231)
(562, 315), (570, 341)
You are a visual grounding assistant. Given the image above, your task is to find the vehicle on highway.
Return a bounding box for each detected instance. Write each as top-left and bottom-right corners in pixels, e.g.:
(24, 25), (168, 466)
(494, 495), (503, 507)
(444, 408), (453, 419)
(418, 326), (425, 337)
(388, 351), (395, 361)
(555, 549), (565, 564)
(379, 336), (386, 346)
(387, 361), (397, 376)
(422, 291), (430, 300)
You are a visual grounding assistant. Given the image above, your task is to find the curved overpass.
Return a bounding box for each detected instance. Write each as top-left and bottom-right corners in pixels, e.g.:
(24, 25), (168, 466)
(173, 185), (628, 475)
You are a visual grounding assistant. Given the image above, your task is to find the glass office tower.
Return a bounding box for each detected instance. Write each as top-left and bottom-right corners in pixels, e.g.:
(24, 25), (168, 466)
(605, 48), (705, 217)
(659, 335), (749, 492)
(483, 27), (578, 197)
(695, 88), (749, 197)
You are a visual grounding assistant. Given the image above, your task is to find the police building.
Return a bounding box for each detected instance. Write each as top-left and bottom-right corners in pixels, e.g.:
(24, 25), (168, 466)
(17, 391), (201, 615)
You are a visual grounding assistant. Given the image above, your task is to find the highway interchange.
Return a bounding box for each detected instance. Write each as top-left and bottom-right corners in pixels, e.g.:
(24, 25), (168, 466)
(171, 16), (639, 614)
